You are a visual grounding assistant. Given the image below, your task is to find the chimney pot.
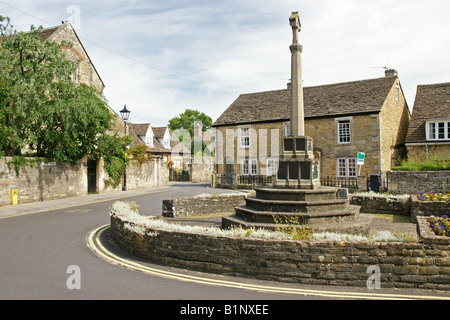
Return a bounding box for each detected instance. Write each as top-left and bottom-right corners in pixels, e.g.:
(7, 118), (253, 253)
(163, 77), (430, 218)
(385, 69), (398, 77)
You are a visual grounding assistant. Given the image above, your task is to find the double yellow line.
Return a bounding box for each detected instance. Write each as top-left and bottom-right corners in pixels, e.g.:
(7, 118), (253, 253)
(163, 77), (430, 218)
(87, 224), (450, 300)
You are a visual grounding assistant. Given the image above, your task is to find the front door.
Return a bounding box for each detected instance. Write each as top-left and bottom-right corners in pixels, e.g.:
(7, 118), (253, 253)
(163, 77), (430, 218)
(87, 159), (97, 194)
(226, 160), (233, 185)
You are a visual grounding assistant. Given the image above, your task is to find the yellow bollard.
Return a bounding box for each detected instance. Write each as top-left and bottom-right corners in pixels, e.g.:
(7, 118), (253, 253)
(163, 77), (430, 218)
(11, 189), (18, 205)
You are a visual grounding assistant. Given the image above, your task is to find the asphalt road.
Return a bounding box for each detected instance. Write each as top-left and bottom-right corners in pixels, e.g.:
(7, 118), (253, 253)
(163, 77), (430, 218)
(0, 182), (449, 305)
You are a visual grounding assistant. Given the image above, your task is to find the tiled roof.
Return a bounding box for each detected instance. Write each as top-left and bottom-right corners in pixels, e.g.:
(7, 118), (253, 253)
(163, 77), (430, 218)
(128, 123), (189, 154)
(213, 76), (398, 127)
(37, 25), (63, 41)
(405, 82), (450, 144)
(129, 123), (150, 137)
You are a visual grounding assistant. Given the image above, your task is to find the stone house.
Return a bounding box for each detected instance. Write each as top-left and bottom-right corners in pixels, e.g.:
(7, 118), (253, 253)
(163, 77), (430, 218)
(128, 123), (190, 170)
(405, 82), (450, 161)
(36, 21), (141, 193)
(0, 21), (169, 203)
(212, 70), (410, 188)
(38, 21), (125, 136)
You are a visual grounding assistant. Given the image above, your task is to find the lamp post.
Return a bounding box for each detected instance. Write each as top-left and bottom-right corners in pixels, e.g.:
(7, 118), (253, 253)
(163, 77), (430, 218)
(120, 105), (131, 191)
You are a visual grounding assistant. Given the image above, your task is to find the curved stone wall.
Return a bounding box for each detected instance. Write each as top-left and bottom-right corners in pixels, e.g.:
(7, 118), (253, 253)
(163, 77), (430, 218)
(109, 209), (450, 291)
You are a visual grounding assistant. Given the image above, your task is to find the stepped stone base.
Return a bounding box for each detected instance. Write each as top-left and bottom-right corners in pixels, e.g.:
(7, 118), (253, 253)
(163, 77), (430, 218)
(222, 186), (373, 236)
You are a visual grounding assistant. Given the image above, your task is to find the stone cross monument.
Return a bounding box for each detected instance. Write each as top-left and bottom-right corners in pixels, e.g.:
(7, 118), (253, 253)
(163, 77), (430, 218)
(275, 12), (320, 189)
(289, 12), (304, 137)
(222, 12), (371, 236)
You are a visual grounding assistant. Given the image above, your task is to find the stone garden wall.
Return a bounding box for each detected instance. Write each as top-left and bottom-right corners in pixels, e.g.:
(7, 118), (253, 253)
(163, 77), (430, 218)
(350, 193), (411, 216)
(411, 195), (450, 223)
(0, 157), (86, 205)
(388, 171), (450, 195)
(0, 156), (168, 206)
(162, 192), (249, 218)
(110, 208), (450, 291)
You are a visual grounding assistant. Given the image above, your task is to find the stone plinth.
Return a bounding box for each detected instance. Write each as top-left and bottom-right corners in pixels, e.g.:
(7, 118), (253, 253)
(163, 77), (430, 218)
(222, 186), (372, 236)
(275, 135), (320, 189)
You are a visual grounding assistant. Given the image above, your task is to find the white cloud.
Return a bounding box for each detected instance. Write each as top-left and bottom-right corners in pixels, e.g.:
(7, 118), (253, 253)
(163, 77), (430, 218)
(1, 0), (450, 123)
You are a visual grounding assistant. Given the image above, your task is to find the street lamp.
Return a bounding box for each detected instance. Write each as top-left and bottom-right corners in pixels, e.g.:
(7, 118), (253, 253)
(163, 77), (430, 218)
(120, 105), (131, 191)
(120, 105), (131, 122)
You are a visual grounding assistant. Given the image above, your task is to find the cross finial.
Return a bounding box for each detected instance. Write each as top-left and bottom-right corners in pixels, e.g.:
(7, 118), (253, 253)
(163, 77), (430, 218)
(289, 12), (301, 44)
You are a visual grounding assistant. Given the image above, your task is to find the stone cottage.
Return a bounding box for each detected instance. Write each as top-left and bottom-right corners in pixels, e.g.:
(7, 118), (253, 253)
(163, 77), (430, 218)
(38, 21), (125, 136)
(212, 69), (410, 188)
(128, 123), (190, 170)
(405, 82), (450, 160)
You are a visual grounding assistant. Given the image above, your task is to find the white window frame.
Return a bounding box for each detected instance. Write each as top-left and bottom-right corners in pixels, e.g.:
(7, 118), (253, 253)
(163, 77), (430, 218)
(267, 159), (278, 176)
(240, 127), (250, 148)
(250, 159), (258, 175)
(337, 120), (351, 144)
(173, 159), (181, 168)
(426, 120), (450, 141)
(145, 136), (153, 147)
(337, 158), (357, 178)
(284, 123), (290, 136)
(242, 159), (249, 175)
(163, 138), (170, 149)
(242, 159), (258, 176)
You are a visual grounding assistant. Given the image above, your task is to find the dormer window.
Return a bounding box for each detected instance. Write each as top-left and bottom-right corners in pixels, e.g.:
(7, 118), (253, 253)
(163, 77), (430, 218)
(426, 119), (450, 141)
(145, 136), (153, 147)
(163, 138), (170, 149)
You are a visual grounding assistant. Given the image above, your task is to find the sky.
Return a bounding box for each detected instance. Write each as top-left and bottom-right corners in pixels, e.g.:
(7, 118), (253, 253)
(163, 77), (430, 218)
(1, 0), (450, 127)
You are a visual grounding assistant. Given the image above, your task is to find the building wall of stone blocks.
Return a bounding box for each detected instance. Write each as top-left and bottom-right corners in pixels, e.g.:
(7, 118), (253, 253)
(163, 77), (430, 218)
(215, 122), (285, 178)
(306, 115), (382, 178)
(190, 156), (214, 183)
(379, 80), (411, 170)
(52, 23), (126, 139)
(406, 144), (450, 162)
(213, 79), (410, 182)
(214, 114), (385, 180)
(52, 23), (105, 93)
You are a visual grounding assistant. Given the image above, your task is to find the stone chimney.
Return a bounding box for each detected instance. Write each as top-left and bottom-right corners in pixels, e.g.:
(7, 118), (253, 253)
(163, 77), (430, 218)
(385, 68), (398, 77)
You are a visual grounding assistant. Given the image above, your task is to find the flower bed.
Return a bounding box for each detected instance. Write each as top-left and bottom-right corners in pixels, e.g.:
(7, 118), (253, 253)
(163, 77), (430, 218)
(418, 192), (450, 202)
(428, 215), (450, 237)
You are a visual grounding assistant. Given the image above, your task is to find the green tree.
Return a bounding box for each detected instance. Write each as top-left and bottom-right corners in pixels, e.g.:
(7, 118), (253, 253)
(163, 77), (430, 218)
(92, 135), (132, 188)
(168, 108), (212, 140)
(0, 18), (112, 163)
(168, 109), (213, 155)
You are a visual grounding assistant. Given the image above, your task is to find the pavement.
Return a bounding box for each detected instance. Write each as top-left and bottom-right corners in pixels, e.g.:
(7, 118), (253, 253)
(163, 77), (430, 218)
(0, 185), (176, 218)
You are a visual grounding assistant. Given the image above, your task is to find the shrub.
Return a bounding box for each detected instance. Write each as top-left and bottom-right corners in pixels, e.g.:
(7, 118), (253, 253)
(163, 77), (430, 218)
(392, 157), (450, 171)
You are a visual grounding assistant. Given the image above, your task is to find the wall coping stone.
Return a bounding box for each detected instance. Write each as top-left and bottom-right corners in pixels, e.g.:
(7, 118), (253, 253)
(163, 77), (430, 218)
(110, 203), (450, 291)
